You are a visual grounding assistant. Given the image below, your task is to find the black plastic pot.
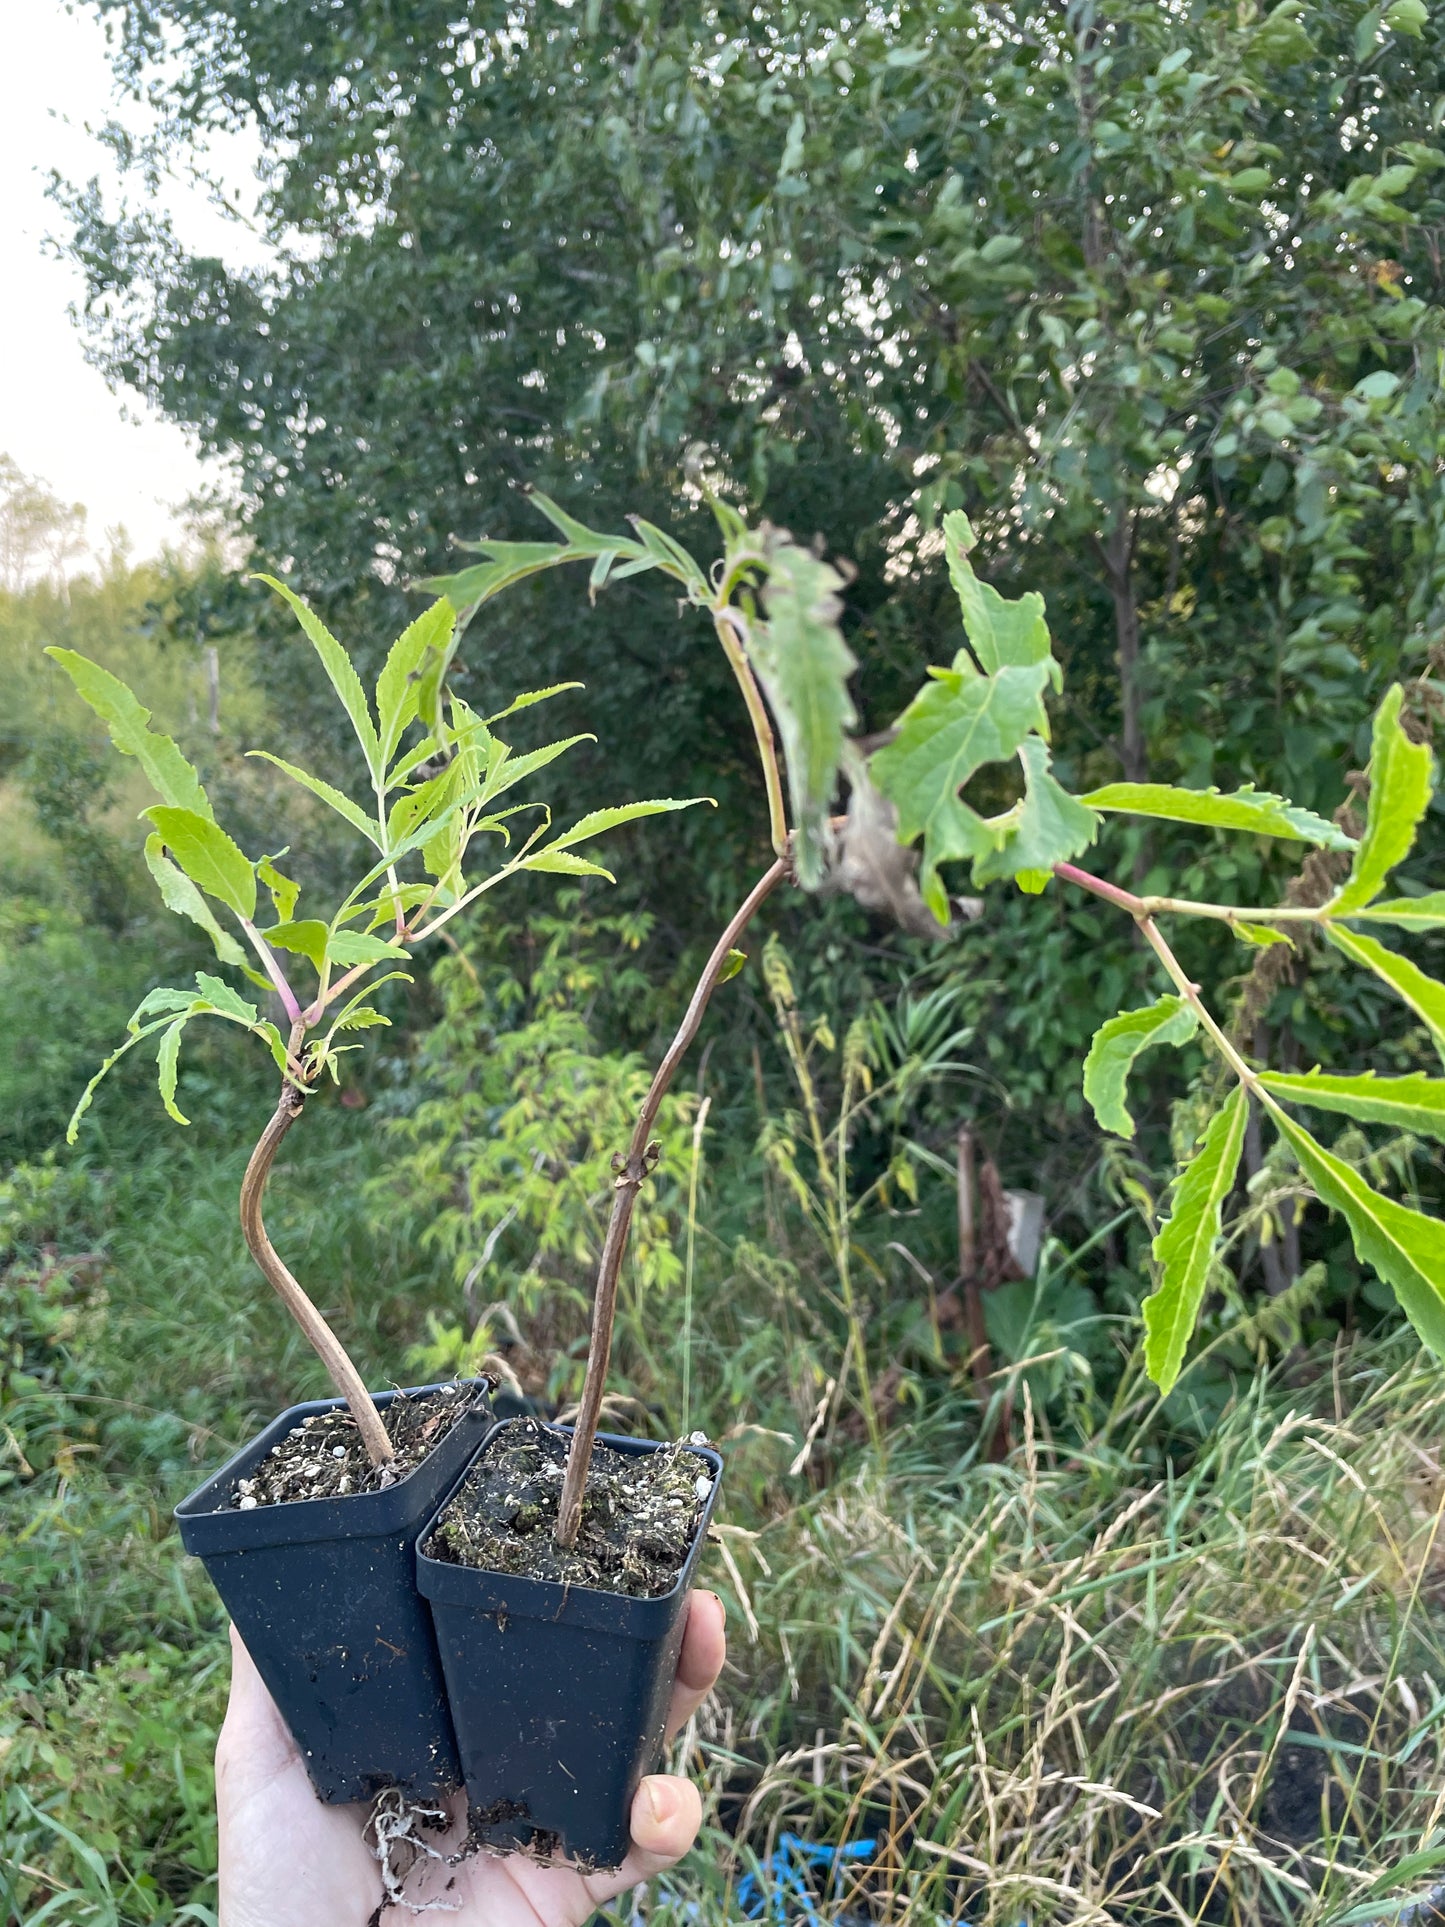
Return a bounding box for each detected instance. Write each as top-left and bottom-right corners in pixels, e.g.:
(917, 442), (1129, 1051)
(416, 1423), (723, 1871)
(175, 1379), (494, 1805)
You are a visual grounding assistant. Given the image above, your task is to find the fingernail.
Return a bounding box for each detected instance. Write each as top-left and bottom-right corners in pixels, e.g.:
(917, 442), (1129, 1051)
(642, 1777), (674, 1826)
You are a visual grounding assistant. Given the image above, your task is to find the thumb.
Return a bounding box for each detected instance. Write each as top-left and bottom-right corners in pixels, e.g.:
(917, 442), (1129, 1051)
(581, 1775), (704, 1907)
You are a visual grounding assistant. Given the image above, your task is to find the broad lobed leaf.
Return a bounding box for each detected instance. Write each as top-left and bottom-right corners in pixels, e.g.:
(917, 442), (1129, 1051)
(941, 511), (1059, 684)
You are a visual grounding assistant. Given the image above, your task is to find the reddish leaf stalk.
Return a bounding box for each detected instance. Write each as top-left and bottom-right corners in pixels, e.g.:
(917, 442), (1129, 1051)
(554, 856), (789, 1548)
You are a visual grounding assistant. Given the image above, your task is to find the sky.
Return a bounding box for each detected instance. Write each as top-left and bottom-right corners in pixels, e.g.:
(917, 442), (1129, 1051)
(0, 1), (268, 565)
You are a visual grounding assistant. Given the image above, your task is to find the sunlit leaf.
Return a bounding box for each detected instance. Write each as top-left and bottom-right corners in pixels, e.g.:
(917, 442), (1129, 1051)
(157, 1021), (188, 1125)
(144, 835), (248, 968)
(746, 538), (858, 888)
(263, 920), (330, 974)
(144, 807), (256, 921)
(1348, 891), (1445, 933)
(376, 598), (453, 766)
(546, 797), (712, 852)
(248, 751), (379, 845)
(941, 511), (1058, 683)
(257, 854), (300, 924)
(254, 575), (381, 778)
(44, 648), (213, 819)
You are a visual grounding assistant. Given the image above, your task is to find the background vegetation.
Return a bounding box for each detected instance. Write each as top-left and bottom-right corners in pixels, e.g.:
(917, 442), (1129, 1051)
(6, 3), (1445, 1922)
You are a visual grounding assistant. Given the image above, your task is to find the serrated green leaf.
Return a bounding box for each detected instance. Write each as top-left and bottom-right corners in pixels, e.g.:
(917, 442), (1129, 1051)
(747, 538), (858, 887)
(628, 517), (711, 598)
(521, 850), (616, 880)
(871, 660), (1052, 923)
(719, 948), (748, 984)
(143, 835), (249, 968)
(376, 599), (453, 766)
(1233, 921), (1292, 947)
(1328, 686), (1433, 911)
(1083, 994), (1199, 1139)
(144, 807), (256, 920)
(263, 920), (330, 974)
(970, 735), (1098, 885)
(1325, 923), (1445, 1065)
(334, 1006), (389, 1032)
(45, 648), (213, 819)
(247, 751), (380, 845)
(327, 930), (408, 966)
(1350, 892), (1445, 932)
(1260, 1068), (1445, 1141)
(255, 575), (381, 778)
(66, 1016), (176, 1141)
(1271, 1107), (1445, 1360)
(941, 511), (1058, 683)
(486, 683), (583, 724)
(257, 854), (300, 924)
(1142, 1087), (1249, 1395)
(1080, 781), (1355, 850)
(194, 972), (260, 1024)
(480, 734), (594, 805)
(156, 1022), (189, 1126)
(547, 798), (713, 853)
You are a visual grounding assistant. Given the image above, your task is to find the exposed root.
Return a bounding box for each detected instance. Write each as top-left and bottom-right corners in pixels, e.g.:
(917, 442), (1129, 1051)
(365, 1789), (461, 1916)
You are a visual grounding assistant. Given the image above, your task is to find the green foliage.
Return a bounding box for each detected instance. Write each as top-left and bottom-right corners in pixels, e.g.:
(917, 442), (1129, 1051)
(1143, 1089), (1250, 1396)
(1328, 686), (1434, 913)
(1083, 995), (1198, 1140)
(1080, 782), (1355, 850)
(49, 593), (701, 1134)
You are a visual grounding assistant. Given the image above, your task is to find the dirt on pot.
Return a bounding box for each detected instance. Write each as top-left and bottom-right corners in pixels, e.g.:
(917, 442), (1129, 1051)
(425, 1417), (711, 1597)
(230, 1382), (486, 1509)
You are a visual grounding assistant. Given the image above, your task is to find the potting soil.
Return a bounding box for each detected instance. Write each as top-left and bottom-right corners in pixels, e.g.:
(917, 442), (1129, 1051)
(229, 1381), (484, 1508)
(425, 1417), (711, 1597)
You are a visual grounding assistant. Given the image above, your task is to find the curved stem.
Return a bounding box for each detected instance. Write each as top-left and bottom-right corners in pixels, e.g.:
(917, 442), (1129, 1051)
(239, 1048), (395, 1468)
(712, 605), (789, 858)
(554, 856), (789, 1548)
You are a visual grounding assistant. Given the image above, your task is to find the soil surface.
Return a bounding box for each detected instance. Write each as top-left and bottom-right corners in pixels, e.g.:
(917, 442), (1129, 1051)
(425, 1418), (712, 1597)
(230, 1383), (483, 1509)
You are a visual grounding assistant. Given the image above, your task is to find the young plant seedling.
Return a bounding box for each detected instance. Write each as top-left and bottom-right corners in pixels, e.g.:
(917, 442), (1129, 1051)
(422, 490), (1445, 1483)
(49, 587), (701, 1468)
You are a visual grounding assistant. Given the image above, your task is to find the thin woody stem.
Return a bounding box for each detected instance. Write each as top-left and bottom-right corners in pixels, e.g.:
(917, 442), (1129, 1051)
(712, 605), (789, 859)
(239, 1023), (395, 1467)
(554, 856), (790, 1548)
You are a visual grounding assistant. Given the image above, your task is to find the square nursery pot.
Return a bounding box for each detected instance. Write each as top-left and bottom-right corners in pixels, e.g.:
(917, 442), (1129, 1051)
(175, 1378), (494, 1805)
(416, 1423), (723, 1872)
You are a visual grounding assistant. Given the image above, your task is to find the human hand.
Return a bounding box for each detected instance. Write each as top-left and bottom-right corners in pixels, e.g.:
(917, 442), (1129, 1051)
(215, 1590), (727, 1927)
